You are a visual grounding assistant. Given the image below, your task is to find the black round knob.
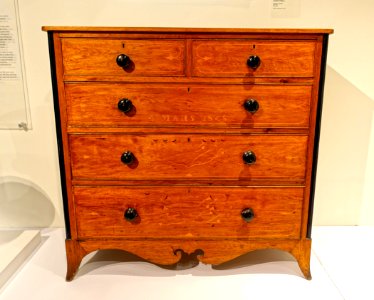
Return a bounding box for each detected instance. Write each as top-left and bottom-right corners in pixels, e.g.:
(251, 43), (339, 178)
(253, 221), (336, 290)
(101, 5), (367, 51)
(244, 99), (259, 114)
(243, 151), (256, 165)
(247, 55), (261, 69)
(118, 98), (133, 113)
(121, 151), (134, 165)
(124, 207), (138, 221)
(116, 54), (131, 68)
(241, 208), (254, 222)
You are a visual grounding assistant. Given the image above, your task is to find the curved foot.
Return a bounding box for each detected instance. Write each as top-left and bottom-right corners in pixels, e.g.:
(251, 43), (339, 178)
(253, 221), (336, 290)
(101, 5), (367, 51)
(290, 238), (312, 280)
(65, 239), (86, 281)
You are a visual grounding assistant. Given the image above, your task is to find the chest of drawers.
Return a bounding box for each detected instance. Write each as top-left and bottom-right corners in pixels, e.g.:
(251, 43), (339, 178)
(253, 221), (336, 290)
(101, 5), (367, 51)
(43, 27), (332, 281)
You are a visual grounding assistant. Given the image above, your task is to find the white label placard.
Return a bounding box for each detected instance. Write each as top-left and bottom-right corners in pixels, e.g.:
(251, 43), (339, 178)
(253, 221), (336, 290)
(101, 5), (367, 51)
(271, 0), (300, 18)
(0, 0), (30, 130)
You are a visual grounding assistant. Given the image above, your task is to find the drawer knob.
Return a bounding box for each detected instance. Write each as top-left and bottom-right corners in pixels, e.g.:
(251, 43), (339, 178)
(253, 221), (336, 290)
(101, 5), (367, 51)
(124, 207), (138, 221)
(247, 55), (261, 69)
(116, 54), (131, 68)
(118, 98), (133, 113)
(241, 208), (255, 222)
(121, 151), (134, 165)
(244, 99), (259, 114)
(243, 151), (256, 165)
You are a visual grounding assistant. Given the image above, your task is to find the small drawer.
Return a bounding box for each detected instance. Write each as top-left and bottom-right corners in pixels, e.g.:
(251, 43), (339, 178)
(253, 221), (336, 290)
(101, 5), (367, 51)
(61, 38), (186, 77)
(74, 186), (303, 239)
(65, 83), (312, 128)
(192, 40), (316, 77)
(69, 134), (307, 181)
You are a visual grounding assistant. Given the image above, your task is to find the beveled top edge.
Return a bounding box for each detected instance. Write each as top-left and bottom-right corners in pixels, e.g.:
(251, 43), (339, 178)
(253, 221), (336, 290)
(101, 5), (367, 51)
(41, 26), (334, 34)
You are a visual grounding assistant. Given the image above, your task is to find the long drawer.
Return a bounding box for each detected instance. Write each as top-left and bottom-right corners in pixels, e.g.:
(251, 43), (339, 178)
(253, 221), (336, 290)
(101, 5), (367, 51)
(69, 134), (308, 181)
(74, 186), (303, 239)
(65, 84), (312, 128)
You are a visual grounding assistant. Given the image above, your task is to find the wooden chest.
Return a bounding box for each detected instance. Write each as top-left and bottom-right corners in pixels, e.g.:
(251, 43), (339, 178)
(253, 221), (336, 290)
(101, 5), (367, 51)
(43, 27), (333, 280)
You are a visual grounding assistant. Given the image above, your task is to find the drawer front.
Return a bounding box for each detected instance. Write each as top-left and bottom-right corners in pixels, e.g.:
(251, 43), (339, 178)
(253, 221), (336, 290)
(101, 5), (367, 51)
(192, 40), (316, 77)
(66, 84), (311, 128)
(61, 38), (186, 76)
(74, 186), (303, 239)
(69, 134), (307, 180)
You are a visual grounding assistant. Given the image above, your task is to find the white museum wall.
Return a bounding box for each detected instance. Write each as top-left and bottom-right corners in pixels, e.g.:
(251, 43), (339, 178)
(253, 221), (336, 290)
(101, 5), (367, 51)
(0, 0), (373, 228)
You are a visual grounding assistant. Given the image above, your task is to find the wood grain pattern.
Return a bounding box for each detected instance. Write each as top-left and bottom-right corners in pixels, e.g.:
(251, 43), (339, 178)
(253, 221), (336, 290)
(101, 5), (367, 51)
(69, 134), (308, 180)
(65, 238), (312, 280)
(42, 26), (333, 35)
(43, 27), (332, 281)
(74, 186), (303, 239)
(51, 33), (79, 240)
(65, 239), (86, 281)
(61, 38), (185, 76)
(301, 37), (325, 239)
(72, 179), (306, 186)
(66, 127), (309, 135)
(192, 40), (316, 77)
(63, 75), (314, 84)
(65, 83), (312, 128)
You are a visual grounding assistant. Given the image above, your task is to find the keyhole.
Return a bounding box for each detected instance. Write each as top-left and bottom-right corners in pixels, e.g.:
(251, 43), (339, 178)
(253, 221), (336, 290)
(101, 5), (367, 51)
(122, 43), (125, 48)
(253, 44), (256, 49)
(187, 87), (191, 93)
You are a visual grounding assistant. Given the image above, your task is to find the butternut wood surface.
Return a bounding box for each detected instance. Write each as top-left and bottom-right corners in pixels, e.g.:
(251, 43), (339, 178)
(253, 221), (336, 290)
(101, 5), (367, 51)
(61, 38), (185, 76)
(52, 33), (79, 240)
(42, 26), (333, 35)
(69, 134), (308, 181)
(72, 180), (305, 186)
(66, 127), (309, 135)
(301, 37), (325, 238)
(44, 27), (332, 281)
(63, 75), (314, 84)
(192, 40), (316, 77)
(74, 186), (303, 239)
(65, 239), (86, 281)
(65, 238), (312, 280)
(66, 83), (311, 128)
